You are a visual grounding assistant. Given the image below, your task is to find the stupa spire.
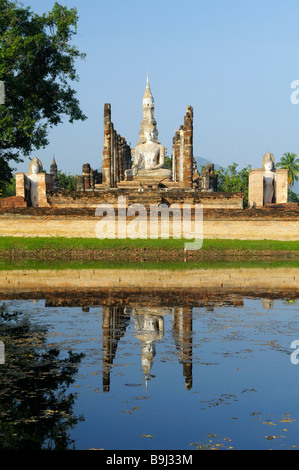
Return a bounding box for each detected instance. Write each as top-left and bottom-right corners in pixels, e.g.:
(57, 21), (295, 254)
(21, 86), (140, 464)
(137, 73), (159, 145)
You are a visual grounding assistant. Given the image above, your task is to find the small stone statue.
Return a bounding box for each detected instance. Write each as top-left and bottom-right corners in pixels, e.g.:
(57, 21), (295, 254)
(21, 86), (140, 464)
(199, 163), (218, 192)
(262, 152), (276, 205)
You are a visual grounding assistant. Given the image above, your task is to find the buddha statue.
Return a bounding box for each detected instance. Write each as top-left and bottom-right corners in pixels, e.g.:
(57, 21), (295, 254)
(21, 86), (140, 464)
(125, 125), (171, 180)
(27, 157), (43, 207)
(262, 152), (276, 205)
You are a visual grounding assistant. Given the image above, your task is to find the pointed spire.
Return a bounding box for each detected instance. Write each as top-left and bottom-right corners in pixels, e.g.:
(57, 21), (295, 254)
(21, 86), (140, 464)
(143, 72), (153, 101)
(51, 154), (57, 167)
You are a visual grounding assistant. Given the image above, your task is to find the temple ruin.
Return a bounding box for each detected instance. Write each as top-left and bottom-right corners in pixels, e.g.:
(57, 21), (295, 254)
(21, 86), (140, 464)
(3, 75), (290, 212)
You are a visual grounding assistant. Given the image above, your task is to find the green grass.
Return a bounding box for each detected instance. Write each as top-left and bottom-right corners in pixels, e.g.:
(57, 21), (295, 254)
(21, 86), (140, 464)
(0, 259), (298, 271)
(0, 237), (297, 271)
(0, 237), (298, 251)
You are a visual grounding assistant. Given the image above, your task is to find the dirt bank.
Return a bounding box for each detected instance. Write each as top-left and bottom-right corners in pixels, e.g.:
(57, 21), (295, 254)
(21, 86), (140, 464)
(0, 247), (298, 263)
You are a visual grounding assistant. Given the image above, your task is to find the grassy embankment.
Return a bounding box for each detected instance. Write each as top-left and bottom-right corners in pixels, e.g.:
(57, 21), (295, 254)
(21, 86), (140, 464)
(0, 237), (298, 270)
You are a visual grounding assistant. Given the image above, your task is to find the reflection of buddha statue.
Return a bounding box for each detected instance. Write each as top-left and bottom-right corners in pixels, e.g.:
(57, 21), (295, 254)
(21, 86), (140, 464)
(262, 299), (274, 310)
(262, 152), (276, 205)
(133, 310), (164, 391)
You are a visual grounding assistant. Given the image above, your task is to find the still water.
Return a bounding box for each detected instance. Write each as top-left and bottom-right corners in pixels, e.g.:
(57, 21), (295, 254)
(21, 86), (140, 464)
(1, 294), (299, 450)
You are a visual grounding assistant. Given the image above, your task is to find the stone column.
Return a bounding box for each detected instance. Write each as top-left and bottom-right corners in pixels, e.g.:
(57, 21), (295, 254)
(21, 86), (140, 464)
(102, 103), (112, 187)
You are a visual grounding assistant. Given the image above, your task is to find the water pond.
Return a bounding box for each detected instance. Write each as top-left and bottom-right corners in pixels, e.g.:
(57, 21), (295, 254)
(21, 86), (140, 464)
(0, 293), (299, 451)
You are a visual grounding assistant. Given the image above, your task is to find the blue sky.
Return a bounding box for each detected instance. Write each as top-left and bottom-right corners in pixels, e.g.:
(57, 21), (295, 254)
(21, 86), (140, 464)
(15, 0), (299, 189)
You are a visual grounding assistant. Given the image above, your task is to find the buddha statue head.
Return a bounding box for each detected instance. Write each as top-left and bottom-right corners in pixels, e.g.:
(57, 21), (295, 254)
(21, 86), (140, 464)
(28, 157), (43, 175)
(144, 124), (156, 144)
(262, 152), (275, 172)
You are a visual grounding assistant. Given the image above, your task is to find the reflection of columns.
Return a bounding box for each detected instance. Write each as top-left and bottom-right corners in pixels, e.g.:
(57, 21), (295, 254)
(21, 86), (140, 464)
(102, 307), (130, 392)
(262, 299), (275, 310)
(172, 307), (193, 391)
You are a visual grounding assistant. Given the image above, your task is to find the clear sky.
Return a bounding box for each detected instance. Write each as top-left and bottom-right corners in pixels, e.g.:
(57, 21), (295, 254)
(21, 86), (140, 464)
(14, 0), (299, 190)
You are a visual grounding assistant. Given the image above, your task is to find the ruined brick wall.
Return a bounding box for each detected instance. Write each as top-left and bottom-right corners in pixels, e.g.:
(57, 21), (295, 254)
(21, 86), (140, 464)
(101, 103), (131, 188)
(172, 106), (194, 188)
(0, 196), (27, 208)
(46, 188), (244, 210)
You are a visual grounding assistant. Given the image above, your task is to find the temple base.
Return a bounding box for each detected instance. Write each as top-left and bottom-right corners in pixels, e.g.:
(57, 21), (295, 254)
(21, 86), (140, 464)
(118, 168), (179, 189)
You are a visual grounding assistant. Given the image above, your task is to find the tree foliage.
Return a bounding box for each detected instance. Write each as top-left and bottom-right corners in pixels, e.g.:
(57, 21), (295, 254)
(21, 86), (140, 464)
(276, 152), (299, 188)
(215, 162), (251, 207)
(57, 170), (76, 191)
(0, 0), (87, 182)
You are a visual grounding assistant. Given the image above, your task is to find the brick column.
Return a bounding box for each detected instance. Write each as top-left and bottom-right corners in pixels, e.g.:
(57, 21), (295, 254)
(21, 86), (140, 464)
(37, 173), (50, 207)
(82, 163), (91, 190)
(172, 132), (178, 182)
(102, 103), (112, 187)
(15, 173), (26, 198)
(183, 106), (193, 188)
(76, 175), (84, 191)
(248, 169), (264, 207)
(276, 169), (288, 203)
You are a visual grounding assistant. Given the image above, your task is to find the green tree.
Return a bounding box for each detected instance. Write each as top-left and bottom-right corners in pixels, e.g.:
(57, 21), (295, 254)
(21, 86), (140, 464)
(0, 0), (87, 188)
(215, 162), (252, 207)
(1, 175), (15, 197)
(57, 170), (76, 191)
(288, 189), (299, 203)
(276, 152), (299, 188)
(164, 155), (172, 170)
